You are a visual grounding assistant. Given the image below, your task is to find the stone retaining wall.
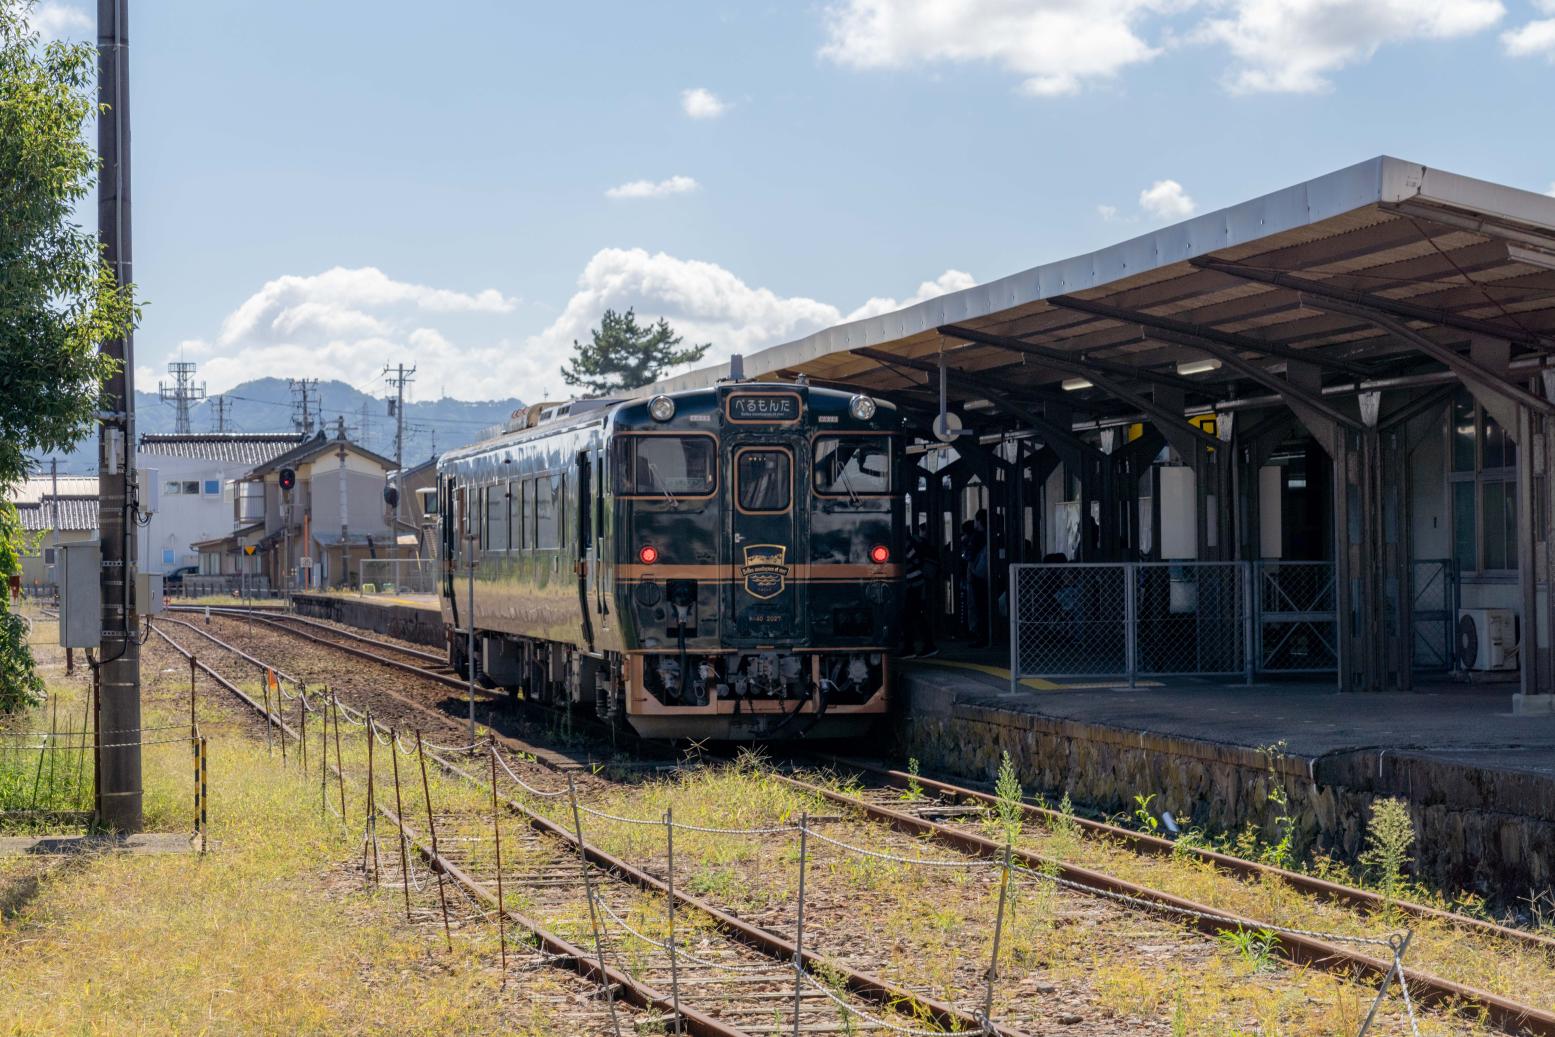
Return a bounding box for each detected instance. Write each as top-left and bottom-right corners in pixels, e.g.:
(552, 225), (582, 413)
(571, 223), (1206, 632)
(290, 594), (445, 651)
(896, 675), (1554, 900)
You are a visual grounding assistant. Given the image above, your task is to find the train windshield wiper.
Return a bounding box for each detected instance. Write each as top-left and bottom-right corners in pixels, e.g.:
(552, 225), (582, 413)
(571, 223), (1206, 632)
(834, 458), (861, 506)
(647, 461), (680, 508)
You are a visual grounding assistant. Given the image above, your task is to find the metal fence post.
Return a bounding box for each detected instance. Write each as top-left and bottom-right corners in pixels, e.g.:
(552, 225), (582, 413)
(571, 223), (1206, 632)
(1007, 565), (1019, 694)
(1242, 560), (1256, 684)
(390, 727), (412, 921)
(1124, 563), (1138, 688)
(261, 671), (274, 756)
(331, 692), (347, 823)
(982, 838), (1012, 1031)
(567, 773), (623, 1037)
(489, 742), (507, 987)
(792, 812), (808, 1037)
(364, 708), (378, 883)
(415, 730), (453, 951)
(665, 805), (683, 1035)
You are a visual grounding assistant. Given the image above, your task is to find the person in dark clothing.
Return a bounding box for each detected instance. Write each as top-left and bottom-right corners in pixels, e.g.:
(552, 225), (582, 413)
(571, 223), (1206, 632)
(961, 517), (989, 648)
(901, 528), (939, 658)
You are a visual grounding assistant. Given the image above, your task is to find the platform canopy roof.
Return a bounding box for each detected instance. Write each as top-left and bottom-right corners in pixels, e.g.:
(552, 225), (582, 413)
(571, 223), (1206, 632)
(644, 157), (1555, 436)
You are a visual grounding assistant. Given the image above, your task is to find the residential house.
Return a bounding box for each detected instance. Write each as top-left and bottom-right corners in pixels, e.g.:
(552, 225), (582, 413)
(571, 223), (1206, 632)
(8, 475), (99, 593)
(138, 433), (305, 578)
(391, 456), (439, 554)
(239, 426), (402, 590)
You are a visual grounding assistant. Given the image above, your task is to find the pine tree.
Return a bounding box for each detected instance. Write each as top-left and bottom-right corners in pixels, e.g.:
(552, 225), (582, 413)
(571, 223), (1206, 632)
(560, 308), (710, 396)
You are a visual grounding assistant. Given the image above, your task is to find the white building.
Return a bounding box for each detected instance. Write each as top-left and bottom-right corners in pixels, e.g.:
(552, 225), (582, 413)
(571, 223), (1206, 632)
(137, 433), (305, 575)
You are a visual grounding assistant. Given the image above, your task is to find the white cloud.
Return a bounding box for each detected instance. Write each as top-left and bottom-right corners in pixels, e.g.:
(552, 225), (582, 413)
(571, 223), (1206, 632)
(1201, 0), (1505, 92)
(681, 87), (730, 118)
(819, 0), (1505, 94)
(843, 269), (976, 322)
(176, 254), (975, 404)
(820, 0), (1165, 96)
(29, 2), (90, 41)
(604, 175), (701, 200)
(1547, 182), (1555, 197)
(1503, 0), (1555, 58)
(1138, 179), (1196, 219)
(1097, 204), (1123, 222)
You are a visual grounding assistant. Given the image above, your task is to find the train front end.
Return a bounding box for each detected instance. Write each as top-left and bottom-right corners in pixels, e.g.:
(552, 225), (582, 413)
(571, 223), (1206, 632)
(611, 382), (901, 740)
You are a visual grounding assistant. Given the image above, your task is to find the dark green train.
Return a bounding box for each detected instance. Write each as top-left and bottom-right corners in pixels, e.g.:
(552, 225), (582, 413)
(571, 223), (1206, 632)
(431, 378), (902, 739)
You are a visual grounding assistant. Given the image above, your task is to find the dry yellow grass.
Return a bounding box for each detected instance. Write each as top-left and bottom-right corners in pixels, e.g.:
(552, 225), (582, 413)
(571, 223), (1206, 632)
(0, 636), (606, 1037)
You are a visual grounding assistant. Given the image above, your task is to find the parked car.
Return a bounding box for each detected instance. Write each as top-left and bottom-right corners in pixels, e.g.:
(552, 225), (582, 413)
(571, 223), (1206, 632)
(162, 565), (200, 594)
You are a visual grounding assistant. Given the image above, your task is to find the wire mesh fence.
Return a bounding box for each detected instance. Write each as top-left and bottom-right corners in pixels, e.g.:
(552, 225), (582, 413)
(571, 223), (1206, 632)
(359, 559), (435, 596)
(1010, 559), (1345, 686)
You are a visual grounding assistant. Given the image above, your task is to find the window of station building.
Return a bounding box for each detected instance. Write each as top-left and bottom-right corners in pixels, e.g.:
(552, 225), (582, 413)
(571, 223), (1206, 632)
(203, 479), (221, 496)
(736, 449), (791, 512)
(1449, 389), (1517, 575)
(814, 436), (891, 496)
(616, 436), (715, 496)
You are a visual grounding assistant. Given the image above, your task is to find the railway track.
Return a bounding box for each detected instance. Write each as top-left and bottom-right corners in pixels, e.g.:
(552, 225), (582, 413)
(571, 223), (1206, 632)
(158, 607), (1555, 1035)
(151, 616), (1023, 1036)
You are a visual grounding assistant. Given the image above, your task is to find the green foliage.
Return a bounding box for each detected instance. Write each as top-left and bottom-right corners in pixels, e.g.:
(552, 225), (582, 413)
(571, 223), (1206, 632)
(1217, 926), (1278, 971)
(0, 3), (138, 713)
(1256, 741), (1296, 870)
(560, 308), (710, 395)
(898, 756), (924, 802)
(1359, 796), (1415, 912)
(993, 750), (1023, 843)
(1132, 792), (1160, 833)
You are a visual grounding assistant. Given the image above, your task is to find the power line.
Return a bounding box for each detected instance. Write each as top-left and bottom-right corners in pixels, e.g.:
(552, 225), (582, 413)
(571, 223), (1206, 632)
(288, 378), (319, 436)
(384, 362), (416, 534)
(209, 394), (230, 433)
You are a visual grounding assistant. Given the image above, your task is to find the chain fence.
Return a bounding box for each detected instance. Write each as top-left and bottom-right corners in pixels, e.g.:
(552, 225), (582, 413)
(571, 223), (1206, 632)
(359, 558), (435, 597)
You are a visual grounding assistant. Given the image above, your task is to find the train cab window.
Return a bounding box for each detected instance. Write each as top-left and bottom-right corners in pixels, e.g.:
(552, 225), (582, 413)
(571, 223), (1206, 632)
(536, 473), (560, 548)
(814, 436), (891, 497)
(736, 449), (791, 512)
(507, 481), (522, 549)
(617, 436), (716, 497)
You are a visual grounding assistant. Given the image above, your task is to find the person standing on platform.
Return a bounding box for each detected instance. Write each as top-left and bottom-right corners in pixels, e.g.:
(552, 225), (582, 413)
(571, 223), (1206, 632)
(902, 527), (939, 658)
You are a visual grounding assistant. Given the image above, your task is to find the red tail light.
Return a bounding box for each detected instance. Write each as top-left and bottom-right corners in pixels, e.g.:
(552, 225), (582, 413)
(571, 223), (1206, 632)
(869, 544), (890, 564)
(639, 544), (659, 565)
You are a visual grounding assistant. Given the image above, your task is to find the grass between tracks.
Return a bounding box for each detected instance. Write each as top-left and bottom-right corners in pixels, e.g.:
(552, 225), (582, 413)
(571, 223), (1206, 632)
(0, 634), (603, 1036)
(513, 755), (1504, 1036)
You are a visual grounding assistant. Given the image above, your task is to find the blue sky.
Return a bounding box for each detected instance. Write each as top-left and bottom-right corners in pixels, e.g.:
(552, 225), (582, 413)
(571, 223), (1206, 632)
(33, 0), (1555, 403)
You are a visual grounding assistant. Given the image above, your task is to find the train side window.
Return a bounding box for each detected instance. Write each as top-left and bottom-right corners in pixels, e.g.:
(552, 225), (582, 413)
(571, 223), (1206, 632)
(508, 481), (522, 551)
(536, 473), (559, 548)
(616, 436), (716, 496)
(736, 448), (791, 512)
(814, 436), (891, 496)
(485, 484), (507, 551)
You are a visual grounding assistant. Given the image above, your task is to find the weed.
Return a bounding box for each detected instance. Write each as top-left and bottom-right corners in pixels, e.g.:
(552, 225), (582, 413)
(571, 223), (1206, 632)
(899, 757), (925, 802)
(1359, 796), (1414, 915)
(993, 751), (1023, 844)
(1218, 926), (1278, 972)
(1256, 741), (1296, 870)
(1132, 792), (1160, 834)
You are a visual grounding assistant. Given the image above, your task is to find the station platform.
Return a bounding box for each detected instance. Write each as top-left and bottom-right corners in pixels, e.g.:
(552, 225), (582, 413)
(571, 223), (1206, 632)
(895, 651), (1555, 900)
(289, 592), (444, 648)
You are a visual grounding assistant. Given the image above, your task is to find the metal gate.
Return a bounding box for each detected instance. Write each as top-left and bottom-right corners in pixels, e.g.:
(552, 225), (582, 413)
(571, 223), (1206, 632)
(1252, 561), (1338, 673)
(1409, 559), (1457, 672)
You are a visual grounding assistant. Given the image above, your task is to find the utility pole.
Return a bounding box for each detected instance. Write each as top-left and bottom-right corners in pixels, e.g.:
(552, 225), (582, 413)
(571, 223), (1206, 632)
(384, 363), (416, 542)
(336, 416), (349, 589)
(209, 394), (229, 433)
(158, 360), (204, 434)
(96, 0), (142, 832)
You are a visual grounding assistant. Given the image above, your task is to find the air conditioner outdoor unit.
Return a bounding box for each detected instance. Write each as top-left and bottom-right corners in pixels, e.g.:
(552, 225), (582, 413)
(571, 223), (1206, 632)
(1456, 608), (1518, 672)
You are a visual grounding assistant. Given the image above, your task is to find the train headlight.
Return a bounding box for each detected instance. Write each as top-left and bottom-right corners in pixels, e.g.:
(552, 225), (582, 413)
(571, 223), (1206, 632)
(639, 544), (660, 565)
(869, 544), (890, 564)
(648, 395), (676, 422)
(848, 394), (877, 421)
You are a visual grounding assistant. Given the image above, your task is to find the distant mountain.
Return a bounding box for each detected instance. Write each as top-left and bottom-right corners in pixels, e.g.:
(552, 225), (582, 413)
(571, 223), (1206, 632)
(32, 377), (524, 475)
